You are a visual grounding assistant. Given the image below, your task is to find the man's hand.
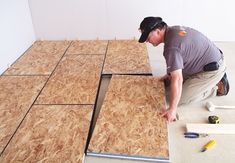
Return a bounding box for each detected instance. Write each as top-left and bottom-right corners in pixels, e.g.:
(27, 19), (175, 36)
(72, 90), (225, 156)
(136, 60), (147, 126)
(161, 107), (177, 122)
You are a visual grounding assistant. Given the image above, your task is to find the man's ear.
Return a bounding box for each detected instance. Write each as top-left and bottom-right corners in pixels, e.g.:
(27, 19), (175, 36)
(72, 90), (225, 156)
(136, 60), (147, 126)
(156, 28), (161, 34)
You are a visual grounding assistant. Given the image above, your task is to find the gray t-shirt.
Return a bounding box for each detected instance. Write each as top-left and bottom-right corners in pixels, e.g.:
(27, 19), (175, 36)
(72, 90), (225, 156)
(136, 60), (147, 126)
(163, 26), (222, 78)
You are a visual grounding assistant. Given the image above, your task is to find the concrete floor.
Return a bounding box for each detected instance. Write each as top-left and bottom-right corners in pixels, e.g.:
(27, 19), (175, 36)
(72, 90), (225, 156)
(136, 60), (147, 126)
(84, 42), (235, 163)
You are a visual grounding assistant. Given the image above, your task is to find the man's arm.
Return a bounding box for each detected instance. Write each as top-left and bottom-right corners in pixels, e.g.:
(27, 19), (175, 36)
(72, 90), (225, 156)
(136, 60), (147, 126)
(161, 69), (183, 122)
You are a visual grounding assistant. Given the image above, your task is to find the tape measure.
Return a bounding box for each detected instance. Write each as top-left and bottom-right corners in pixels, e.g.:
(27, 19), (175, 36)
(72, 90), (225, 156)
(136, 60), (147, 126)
(208, 115), (220, 124)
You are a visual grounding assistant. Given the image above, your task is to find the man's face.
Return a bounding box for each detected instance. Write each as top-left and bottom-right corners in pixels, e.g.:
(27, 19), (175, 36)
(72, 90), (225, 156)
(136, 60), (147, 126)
(146, 29), (162, 47)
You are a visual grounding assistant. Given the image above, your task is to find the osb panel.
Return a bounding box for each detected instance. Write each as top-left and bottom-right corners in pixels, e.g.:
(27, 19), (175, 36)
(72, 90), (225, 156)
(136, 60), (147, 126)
(0, 105), (92, 163)
(66, 40), (108, 55)
(36, 55), (104, 104)
(4, 41), (70, 75)
(50, 54), (103, 75)
(89, 75), (168, 158)
(103, 40), (151, 74)
(0, 76), (48, 153)
(33, 41), (71, 54)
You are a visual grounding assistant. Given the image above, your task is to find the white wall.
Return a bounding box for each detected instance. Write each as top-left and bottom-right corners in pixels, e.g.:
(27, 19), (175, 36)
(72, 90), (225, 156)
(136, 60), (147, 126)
(29, 0), (235, 41)
(181, 0), (235, 41)
(0, 0), (35, 74)
(29, 0), (107, 40)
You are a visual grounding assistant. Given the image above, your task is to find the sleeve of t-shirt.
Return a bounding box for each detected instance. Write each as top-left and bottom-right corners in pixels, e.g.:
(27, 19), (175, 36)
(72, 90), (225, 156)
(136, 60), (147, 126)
(164, 47), (184, 74)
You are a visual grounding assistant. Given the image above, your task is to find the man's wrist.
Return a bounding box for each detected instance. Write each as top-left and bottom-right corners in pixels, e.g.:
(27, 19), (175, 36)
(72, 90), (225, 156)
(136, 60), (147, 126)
(168, 106), (177, 112)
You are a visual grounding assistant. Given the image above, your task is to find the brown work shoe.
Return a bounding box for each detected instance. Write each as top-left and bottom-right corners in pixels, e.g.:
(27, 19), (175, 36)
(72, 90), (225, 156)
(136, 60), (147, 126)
(217, 73), (229, 96)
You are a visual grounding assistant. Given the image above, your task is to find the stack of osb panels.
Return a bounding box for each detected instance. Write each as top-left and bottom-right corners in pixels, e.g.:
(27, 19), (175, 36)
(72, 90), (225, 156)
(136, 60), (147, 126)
(0, 76), (47, 154)
(35, 40), (108, 105)
(0, 105), (92, 163)
(103, 40), (152, 75)
(88, 75), (169, 161)
(3, 41), (70, 75)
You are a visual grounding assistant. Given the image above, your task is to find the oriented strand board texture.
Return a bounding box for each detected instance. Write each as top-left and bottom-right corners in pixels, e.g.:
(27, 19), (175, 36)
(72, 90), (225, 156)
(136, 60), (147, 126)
(66, 40), (108, 55)
(4, 41), (70, 75)
(36, 55), (104, 104)
(0, 76), (47, 153)
(89, 75), (168, 158)
(0, 105), (92, 163)
(103, 40), (151, 74)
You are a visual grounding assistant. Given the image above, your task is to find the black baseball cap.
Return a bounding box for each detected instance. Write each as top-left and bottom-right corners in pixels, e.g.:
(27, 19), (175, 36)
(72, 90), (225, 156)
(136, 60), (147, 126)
(138, 17), (163, 43)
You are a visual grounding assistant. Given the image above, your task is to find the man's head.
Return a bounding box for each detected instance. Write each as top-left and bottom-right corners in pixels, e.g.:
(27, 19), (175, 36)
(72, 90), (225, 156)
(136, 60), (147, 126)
(138, 17), (167, 46)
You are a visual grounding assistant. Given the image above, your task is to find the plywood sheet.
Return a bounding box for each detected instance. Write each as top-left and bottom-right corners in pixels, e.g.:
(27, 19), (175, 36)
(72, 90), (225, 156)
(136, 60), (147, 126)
(33, 41), (71, 54)
(36, 55), (104, 104)
(103, 40), (151, 74)
(66, 40), (108, 55)
(0, 105), (92, 163)
(88, 75), (168, 158)
(0, 76), (48, 153)
(4, 41), (70, 75)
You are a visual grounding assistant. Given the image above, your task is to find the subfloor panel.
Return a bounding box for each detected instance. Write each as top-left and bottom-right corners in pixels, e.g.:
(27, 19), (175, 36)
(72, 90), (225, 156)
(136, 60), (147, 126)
(3, 41), (70, 75)
(0, 76), (48, 153)
(36, 55), (104, 104)
(66, 40), (108, 55)
(103, 40), (151, 74)
(0, 105), (93, 163)
(88, 75), (168, 159)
